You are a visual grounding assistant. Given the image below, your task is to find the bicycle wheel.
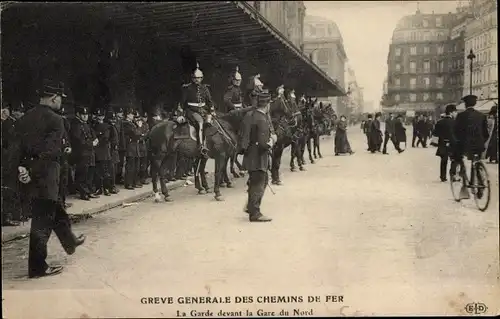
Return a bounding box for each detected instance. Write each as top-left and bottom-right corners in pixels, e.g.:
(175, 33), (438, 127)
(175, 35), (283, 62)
(473, 161), (491, 211)
(450, 161), (466, 202)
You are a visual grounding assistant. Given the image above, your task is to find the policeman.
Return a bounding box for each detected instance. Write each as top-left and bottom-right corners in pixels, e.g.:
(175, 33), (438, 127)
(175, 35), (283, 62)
(223, 66), (244, 113)
(239, 90), (276, 222)
(92, 109), (112, 196)
(179, 62), (214, 154)
(122, 108), (141, 189)
(136, 111), (149, 185)
(70, 106), (99, 200)
(246, 74), (264, 107)
(115, 107), (126, 185)
(9, 79), (85, 278)
(58, 106), (73, 208)
(105, 109), (120, 194)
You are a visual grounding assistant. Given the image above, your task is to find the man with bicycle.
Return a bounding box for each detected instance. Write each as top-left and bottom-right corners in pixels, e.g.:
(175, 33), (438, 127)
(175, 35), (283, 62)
(451, 94), (490, 198)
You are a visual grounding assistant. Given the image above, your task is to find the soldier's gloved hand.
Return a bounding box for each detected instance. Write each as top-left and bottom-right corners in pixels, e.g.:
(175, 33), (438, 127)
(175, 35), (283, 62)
(64, 147), (72, 154)
(18, 166), (31, 184)
(93, 138), (99, 146)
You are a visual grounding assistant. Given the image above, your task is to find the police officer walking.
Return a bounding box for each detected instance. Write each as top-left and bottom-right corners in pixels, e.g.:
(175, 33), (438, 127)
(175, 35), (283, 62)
(179, 62), (215, 154)
(8, 79), (85, 278)
(92, 109), (113, 196)
(70, 106), (99, 200)
(239, 90), (276, 222)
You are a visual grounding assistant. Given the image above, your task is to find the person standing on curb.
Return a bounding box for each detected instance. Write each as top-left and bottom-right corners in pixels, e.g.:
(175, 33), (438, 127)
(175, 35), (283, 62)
(8, 79), (85, 278)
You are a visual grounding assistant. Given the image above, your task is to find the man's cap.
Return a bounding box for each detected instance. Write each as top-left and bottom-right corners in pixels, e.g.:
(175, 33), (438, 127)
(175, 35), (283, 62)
(375, 112), (382, 117)
(257, 90), (271, 108)
(461, 94), (478, 106)
(367, 114), (373, 118)
(445, 103), (457, 114)
(75, 105), (89, 114)
(105, 109), (116, 120)
(41, 79), (67, 97)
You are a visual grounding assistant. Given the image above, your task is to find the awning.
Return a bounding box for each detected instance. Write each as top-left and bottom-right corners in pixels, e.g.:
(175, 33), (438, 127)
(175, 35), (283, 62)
(457, 99), (497, 113)
(2, 2), (344, 97)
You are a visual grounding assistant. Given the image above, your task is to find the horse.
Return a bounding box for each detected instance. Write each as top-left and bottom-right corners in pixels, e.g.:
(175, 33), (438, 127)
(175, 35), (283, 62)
(148, 108), (250, 202)
(269, 96), (302, 185)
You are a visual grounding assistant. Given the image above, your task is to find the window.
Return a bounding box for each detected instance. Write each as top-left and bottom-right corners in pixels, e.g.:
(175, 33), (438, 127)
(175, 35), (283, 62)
(437, 76), (444, 87)
(395, 48), (401, 56)
(423, 31), (431, 41)
(423, 60), (430, 72)
(410, 77), (417, 89)
(437, 45), (444, 54)
(423, 93), (430, 101)
(424, 46), (430, 54)
(317, 49), (330, 64)
(423, 77), (430, 87)
(394, 94), (400, 102)
(438, 60), (445, 72)
(436, 17), (442, 27)
(395, 63), (401, 71)
(410, 61), (417, 72)
(423, 19), (429, 27)
(410, 93), (417, 102)
(437, 92), (443, 100)
(395, 77), (401, 87)
(410, 46), (417, 55)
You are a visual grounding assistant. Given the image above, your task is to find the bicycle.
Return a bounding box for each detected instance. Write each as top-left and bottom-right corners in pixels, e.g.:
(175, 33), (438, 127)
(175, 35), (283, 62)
(450, 153), (491, 211)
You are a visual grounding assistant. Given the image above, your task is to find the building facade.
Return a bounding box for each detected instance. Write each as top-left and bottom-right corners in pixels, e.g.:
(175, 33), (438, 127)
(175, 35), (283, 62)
(383, 9), (469, 114)
(463, 0), (498, 99)
(247, 1), (306, 49)
(345, 65), (364, 114)
(303, 15), (347, 113)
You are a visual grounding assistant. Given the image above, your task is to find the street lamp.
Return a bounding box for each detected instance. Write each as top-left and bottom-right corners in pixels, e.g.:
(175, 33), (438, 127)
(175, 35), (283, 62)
(467, 49), (476, 95)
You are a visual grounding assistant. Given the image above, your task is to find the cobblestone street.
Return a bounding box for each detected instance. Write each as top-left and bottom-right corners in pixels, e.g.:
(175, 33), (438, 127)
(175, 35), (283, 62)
(3, 128), (499, 318)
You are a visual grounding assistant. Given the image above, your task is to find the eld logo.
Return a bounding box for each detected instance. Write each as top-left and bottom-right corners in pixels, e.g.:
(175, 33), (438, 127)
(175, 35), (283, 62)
(464, 302), (488, 314)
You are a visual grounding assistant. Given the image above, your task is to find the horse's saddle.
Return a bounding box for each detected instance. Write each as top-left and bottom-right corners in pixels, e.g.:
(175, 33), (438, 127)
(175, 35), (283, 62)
(173, 122), (197, 141)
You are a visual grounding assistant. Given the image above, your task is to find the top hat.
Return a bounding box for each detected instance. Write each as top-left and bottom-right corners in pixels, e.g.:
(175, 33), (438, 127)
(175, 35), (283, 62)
(41, 79), (67, 97)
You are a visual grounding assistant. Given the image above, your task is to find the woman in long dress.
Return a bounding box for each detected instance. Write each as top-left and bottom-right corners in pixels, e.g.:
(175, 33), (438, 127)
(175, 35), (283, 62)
(334, 115), (354, 155)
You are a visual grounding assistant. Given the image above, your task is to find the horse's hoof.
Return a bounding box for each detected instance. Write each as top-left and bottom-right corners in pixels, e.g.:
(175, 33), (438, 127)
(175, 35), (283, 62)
(164, 196), (173, 202)
(290, 167), (297, 172)
(205, 188), (212, 193)
(220, 183), (226, 188)
(319, 155), (323, 158)
(299, 167), (306, 171)
(215, 195), (225, 201)
(198, 190), (207, 195)
(226, 183), (234, 188)
(310, 160), (315, 164)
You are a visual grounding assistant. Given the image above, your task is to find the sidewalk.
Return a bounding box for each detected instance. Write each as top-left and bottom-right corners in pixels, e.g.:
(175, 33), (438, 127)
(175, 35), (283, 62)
(1, 177), (197, 243)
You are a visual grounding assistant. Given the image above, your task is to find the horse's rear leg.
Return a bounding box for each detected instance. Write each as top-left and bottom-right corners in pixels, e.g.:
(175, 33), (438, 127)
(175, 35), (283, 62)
(290, 144), (297, 172)
(223, 156), (233, 188)
(199, 157), (210, 193)
(159, 155), (172, 201)
(316, 135), (323, 158)
(194, 157), (205, 194)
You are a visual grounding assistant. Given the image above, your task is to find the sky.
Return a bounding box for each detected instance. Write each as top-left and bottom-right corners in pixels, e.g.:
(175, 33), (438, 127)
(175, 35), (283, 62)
(304, 0), (462, 112)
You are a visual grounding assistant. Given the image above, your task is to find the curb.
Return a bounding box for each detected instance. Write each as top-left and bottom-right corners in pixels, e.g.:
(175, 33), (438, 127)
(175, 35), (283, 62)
(1, 177), (194, 244)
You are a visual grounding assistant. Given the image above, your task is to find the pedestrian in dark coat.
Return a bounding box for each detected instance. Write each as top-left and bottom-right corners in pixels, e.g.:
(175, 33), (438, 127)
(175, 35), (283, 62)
(239, 90), (274, 222)
(92, 109), (113, 196)
(394, 115), (407, 151)
(411, 115), (419, 147)
(486, 106), (497, 163)
(105, 110), (120, 193)
(369, 112), (383, 153)
(382, 113), (403, 154)
(433, 104), (457, 182)
(415, 114), (428, 147)
(137, 111), (149, 184)
(363, 115), (373, 151)
(69, 106), (98, 200)
(122, 108), (141, 189)
(7, 79), (85, 278)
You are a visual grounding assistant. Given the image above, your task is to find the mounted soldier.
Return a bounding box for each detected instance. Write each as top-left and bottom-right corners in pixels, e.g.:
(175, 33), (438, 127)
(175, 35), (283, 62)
(245, 74), (264, 108)
(178, 62), (215, 155)
(223, 66), (244, 113)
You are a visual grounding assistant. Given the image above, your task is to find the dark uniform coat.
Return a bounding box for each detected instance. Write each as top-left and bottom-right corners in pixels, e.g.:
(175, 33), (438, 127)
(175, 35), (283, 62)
(223, 85), (244, 112)
(108, 122), (120, 164)
(69, 117), (96, 166)
(240, 110), (272, 172)
(394, 120), (407, 144)
(181, 83), (214, 113)
(137, 122), (149, 158)
(93, 122), (112, 161)
(8, 105), (65, 201)
(454, 108), (490, 157)
(369, 119), (383, 147)
(433, 116), (456, 157)
(122, 120), (141, 157)
(115, 119), (126, 152)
